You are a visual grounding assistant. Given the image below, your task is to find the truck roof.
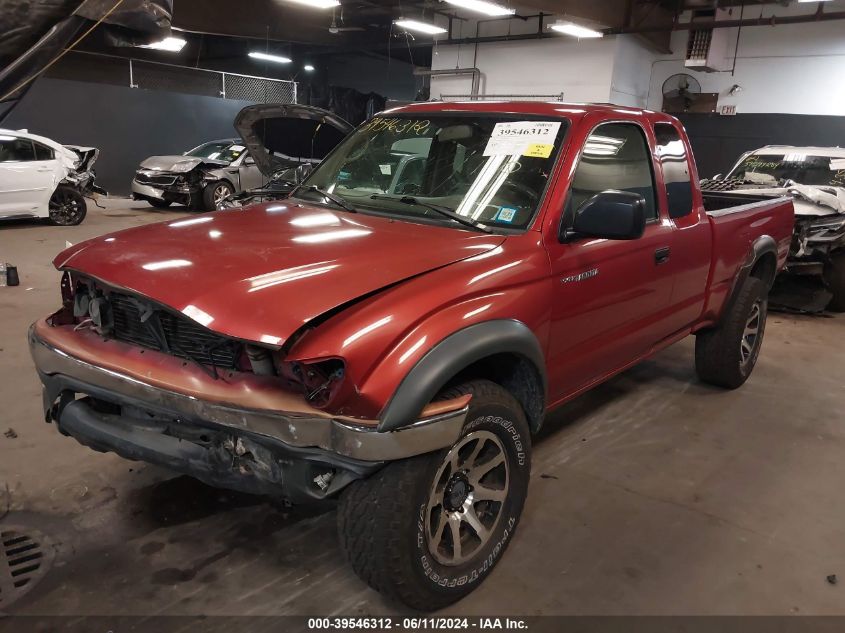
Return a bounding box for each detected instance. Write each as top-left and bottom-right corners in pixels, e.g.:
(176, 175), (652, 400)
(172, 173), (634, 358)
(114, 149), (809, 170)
(386, 101), (676, 123)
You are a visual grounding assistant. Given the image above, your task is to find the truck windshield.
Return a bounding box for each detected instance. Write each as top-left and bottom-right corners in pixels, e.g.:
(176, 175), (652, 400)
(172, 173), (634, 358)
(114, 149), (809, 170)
(185, 141), (245, 164)
(295, 114), (569, 231)
(728, 153), (845, 187)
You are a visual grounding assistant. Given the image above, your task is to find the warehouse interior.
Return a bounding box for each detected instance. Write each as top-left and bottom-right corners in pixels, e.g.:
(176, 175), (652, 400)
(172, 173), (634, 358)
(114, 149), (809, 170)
(1, 0), (844, 627)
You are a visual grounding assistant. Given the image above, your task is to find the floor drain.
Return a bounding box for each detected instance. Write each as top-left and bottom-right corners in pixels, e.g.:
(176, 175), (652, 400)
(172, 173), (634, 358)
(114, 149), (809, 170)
(0, 527), (53, 609)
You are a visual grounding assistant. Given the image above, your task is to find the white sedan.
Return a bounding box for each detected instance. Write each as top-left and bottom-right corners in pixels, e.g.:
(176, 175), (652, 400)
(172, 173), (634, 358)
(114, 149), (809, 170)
(0, 128), (103, 225)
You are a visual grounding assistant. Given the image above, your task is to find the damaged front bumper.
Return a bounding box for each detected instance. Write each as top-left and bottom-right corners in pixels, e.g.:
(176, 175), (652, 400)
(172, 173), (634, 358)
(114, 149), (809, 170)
(28, 322), (467, 501)
(131, 173), (199, 205)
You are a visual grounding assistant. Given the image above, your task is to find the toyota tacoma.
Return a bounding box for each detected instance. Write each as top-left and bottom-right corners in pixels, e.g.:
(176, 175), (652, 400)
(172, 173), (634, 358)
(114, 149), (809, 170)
(30, 102), (793, 610)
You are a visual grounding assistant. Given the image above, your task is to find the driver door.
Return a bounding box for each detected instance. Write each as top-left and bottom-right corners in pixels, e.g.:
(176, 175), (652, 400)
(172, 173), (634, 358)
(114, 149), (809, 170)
(544, 121), (677, 402)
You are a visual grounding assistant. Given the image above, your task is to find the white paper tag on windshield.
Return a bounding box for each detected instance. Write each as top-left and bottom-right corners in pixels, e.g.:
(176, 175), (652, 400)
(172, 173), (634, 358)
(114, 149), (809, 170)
(829, 158), (845, 170)
(783, 153), (806, 162)
(230, 145), (245, 152)
(484, 121), (561, 157)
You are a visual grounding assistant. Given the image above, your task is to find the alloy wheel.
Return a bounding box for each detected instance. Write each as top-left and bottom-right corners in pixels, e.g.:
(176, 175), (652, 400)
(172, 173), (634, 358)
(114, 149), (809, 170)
(740, 300), (762, 366)
(425, 430), (509, 566)
(48, 189), (84, 225)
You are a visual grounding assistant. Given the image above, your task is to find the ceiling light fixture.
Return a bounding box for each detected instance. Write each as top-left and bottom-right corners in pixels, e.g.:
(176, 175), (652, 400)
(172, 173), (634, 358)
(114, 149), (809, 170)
(285, 0), (340, 8)
(304, 64), (316, 71)
(137, 37), (187, 52)
(549, 22), (604, 39)
(443, 0), (515, 16)
(394, 19), (448, 35)
(249, 51), (293, 64)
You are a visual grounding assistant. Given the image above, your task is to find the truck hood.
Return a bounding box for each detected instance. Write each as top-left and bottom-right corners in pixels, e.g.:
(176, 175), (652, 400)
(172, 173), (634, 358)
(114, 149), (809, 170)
(55, 203), (505, 345)
(234, 104), (353, 177)
(712, 183), (845, 217)
(139, 155), (229, 172)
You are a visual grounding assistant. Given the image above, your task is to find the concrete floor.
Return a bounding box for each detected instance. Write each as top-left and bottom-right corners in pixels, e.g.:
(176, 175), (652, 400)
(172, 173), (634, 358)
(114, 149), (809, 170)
(0, 198), (843, 616)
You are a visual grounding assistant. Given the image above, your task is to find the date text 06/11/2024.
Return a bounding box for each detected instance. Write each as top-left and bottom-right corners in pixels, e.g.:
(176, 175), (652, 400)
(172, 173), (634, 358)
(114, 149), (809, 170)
(306, 617), (529, 630)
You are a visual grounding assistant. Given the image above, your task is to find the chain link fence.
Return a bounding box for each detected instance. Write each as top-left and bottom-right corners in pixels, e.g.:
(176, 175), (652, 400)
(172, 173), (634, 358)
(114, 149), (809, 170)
(47, 51), (297, 104)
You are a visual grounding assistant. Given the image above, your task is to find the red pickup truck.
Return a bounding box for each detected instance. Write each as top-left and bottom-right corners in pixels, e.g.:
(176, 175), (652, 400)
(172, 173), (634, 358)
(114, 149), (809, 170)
(29, 102), (793, 610)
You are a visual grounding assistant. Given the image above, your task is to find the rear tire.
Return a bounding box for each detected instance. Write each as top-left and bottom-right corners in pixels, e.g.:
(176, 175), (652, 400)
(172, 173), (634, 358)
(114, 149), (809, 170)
(695, 276), (768, 389)
(48, 186), (87, 226)
(337, 380), (531, 611)
(823, 253), (845, 312)
(202, 181), (234, 211)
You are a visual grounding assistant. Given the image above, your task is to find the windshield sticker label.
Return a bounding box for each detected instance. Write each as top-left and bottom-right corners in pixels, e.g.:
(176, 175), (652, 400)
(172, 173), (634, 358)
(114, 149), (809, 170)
(495, 206), (518, 223)
(379, 164), (393, 175)
(783, 153), (807, 163)
(484, 121), (561, 157)
(524, 143), (555, 159)
(830, 159), (845, 170)
(230, 145), (245, 152)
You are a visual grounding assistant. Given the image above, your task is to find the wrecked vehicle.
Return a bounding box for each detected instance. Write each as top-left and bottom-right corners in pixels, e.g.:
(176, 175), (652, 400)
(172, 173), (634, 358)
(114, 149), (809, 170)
(30, 102), (793, 610)
(131, 139), (265, 211)
(0, 128), (105, 225)
(217, 103), (352, 209)
(702, 146), (845, 311)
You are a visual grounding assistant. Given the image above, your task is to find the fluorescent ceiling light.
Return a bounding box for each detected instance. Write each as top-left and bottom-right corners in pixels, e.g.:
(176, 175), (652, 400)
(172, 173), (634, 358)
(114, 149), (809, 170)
(304, 64), (316, 71)
(394, 19), (448, 35)
(285, 0), (340, 7)
(249, 51), (293, 64)
(549, 22), (604, 38)
(443, 0), (515, 16)
(138, 37), (187, 52)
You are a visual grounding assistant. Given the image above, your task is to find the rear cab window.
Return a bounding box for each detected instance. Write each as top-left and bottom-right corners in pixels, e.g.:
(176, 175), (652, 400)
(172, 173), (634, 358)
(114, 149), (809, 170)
(654, 123), (694, 219)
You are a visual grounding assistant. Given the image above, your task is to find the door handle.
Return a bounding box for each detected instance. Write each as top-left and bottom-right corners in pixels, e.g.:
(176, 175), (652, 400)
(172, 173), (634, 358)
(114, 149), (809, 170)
(654, 246), (671, 265)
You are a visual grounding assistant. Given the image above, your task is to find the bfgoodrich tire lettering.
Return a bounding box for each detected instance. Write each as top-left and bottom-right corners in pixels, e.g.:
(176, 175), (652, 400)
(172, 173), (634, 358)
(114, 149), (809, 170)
(337, 380), (531, 611)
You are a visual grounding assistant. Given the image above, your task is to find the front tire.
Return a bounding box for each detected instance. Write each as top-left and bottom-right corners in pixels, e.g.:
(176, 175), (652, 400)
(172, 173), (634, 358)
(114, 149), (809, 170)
(337, 380), (531, 611)
(202, 181), (234, 211)
(695, 276), (768, 389)
(823, 252), (845, 312)
(48, 186), (87, 226)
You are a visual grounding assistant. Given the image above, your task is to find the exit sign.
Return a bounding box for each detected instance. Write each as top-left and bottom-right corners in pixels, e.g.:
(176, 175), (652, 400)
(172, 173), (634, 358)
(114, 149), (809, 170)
(720, 105), (737, 116)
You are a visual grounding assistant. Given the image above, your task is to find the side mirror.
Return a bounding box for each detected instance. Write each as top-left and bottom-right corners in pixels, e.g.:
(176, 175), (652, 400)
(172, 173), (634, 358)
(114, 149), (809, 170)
(565, 190), (646, 241)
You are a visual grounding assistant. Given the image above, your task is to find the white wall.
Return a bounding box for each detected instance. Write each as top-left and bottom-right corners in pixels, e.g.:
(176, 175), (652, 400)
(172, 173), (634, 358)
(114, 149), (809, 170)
(427, 1), (845, 116)
(430, 36), (618, 103)
(647, 6), (845, 115)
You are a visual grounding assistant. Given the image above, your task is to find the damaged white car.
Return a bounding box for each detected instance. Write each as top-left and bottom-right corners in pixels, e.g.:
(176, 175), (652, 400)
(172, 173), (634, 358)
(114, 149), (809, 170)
(0, 129), (105, 226)
(702, 146), (845, 311)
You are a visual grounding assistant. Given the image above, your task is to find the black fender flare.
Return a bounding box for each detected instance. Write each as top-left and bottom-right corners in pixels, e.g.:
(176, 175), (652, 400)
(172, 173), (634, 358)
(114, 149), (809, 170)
(722, 234), (778, 322)
(378, 319), (546, 432)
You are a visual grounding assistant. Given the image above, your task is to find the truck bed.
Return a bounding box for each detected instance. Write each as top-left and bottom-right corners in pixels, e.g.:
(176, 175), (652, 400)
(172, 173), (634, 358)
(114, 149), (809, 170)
(702, 190), (788, 215)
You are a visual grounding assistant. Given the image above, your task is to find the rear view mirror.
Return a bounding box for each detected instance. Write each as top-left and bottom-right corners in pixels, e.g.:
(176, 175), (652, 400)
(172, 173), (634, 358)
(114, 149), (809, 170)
(565, 190), (646, 241)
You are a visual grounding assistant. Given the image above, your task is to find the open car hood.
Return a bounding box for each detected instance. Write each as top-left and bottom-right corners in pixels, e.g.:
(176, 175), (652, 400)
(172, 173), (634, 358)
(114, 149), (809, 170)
(54, 203), (505, 346)
(234, 103), (353, 177)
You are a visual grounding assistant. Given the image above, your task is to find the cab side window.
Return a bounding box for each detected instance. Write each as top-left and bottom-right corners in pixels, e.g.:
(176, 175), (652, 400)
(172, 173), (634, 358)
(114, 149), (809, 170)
(0, 138), (36, 162)
(566, 122), (657, 221)
(654, 123), (693, 219)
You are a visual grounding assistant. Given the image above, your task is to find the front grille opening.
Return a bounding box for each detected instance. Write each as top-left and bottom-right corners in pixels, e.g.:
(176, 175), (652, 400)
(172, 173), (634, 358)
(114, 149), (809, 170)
(108, 293), (244, 370)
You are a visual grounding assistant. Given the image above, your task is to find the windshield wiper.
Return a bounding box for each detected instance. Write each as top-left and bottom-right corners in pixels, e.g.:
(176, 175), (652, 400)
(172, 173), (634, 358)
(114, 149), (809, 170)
(369, 194), (491, 233)
(293, 185), (356, 213)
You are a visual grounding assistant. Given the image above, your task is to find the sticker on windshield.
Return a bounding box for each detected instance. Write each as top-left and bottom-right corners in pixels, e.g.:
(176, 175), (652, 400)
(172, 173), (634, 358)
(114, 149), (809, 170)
(379, 164), (393, 175)
(230, 145), (245, 152)
(524, 143), (555, 159)
(495, 206), (518, 223)
(783, 153), (807, 162)
(484, 121), (561, 157)
(830, 159), (845, 170)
